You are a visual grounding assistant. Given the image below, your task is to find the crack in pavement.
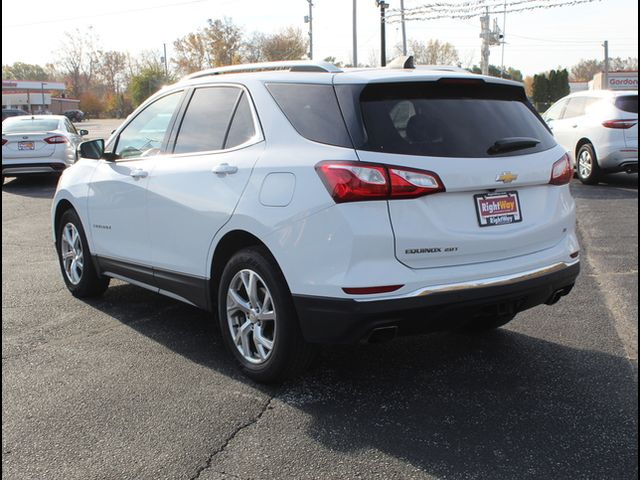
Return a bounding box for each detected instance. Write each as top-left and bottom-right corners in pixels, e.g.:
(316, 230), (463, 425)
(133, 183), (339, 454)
(189, 394), (276, 480)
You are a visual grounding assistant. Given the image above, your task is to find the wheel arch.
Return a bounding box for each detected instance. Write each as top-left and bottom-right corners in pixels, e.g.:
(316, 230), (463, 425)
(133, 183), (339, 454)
(53, 199), (76, 250)
(575, 138), (595, 162)
(209, 229), (290, 310)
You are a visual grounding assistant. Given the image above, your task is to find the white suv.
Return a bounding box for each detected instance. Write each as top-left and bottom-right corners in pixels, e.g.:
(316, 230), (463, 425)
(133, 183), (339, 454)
(543, 90), (638, 184)
(52, 60), (580, 382)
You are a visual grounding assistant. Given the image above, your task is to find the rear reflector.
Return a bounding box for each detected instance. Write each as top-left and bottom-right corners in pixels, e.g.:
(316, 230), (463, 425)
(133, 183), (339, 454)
(316, 161), (445, 203)
(44, 135), (68, 144)
(549, 154), (572, 185)
(602, 119), (637, 129)
(342, 285), (403, 295)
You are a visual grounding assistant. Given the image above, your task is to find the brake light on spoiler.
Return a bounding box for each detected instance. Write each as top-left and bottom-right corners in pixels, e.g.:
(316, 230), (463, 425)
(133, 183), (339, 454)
(315, 161), (445, 203)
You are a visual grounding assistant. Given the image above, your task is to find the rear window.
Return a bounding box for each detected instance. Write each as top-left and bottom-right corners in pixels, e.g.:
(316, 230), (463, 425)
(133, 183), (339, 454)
(339, 81), (556, 158)
(2, 119), (59, 133)
(266, 83), (352, 147)
(615, 95), (638, 113)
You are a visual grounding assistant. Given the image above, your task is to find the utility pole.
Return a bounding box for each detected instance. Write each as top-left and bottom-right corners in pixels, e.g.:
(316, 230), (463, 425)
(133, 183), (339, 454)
(162, 43), (168, 76)
(479, 6), (502, 75)
(500, 0), (506, 77)
(400, 0), (407, 56)
(376, 0), (389, 67)
(603, 40), (609, 89)
(305, 0), (314, 60)
(353, 0), (358, 67)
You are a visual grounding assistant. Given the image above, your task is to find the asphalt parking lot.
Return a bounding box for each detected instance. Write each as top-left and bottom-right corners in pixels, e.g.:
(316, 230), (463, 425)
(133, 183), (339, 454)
(2, 127), (638, 479)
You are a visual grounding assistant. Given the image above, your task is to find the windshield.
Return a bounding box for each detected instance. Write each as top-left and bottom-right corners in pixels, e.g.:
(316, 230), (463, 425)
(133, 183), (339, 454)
(3, 119), (60, 133)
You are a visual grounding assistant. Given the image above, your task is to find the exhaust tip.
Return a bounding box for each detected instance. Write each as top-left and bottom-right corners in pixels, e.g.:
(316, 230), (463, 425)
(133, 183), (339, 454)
(545, 285), (574, 305)
(367, 326), (398, 343)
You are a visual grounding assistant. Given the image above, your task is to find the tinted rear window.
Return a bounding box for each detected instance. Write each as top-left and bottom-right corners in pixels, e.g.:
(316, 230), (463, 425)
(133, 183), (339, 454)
(615, 95), (638, 113)
(2, 119), (59, 133)
(340, 82), (556, 158)
(266, 83), (352, 147)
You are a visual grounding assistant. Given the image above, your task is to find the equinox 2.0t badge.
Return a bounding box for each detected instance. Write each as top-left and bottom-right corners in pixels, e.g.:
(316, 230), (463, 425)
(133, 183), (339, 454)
(496, 172), (518, 183)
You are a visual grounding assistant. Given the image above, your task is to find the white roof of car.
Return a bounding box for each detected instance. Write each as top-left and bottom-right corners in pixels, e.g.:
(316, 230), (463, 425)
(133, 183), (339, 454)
(176, 60), (523, 88)
(567, 89), (638, 98)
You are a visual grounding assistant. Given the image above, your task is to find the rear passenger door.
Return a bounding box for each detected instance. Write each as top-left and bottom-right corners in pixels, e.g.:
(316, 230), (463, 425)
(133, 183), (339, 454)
(146, 85), (264, 302)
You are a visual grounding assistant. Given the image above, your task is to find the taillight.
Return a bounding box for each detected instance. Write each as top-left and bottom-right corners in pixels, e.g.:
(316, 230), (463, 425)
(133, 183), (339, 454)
(602, 119), (637, 129)
(549, 153), (572, 185)
(43, 135), (68, 144)
(315, 161), (445, 203)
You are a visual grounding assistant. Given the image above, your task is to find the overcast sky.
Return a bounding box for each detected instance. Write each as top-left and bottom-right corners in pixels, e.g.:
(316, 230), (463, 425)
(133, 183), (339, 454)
(2, 0), (637, 77)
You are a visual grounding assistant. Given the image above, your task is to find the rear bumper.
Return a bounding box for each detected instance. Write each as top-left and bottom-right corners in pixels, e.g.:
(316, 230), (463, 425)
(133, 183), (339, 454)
(598, 147), (638, 172)
(293, 260), (580, 344)
(2, 162), (67, 176)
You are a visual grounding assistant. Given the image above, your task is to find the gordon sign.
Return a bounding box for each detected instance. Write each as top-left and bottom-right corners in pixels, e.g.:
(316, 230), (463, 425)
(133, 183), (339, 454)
(607, 73), (638, 90)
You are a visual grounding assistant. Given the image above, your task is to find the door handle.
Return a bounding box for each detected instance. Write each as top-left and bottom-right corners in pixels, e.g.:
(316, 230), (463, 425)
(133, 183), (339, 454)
(130, 168), (148, 179)
(212, 163), (238, 175)
(572, 125), (578, 128)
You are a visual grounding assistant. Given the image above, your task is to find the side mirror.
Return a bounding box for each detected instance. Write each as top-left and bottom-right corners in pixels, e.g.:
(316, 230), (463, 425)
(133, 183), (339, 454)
(78, 139), (105, 160)
(79, 129), (89, 136)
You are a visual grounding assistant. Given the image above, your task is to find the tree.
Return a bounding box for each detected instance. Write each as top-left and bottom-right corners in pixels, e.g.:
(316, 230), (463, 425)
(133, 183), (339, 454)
(470, 64), (522, 81)
(523, 76), (534, 97)
(570, 59), (602, 81)
(261, 27), (308, 61)
(2, 62), (49, 81)
(531, 69), (569, 110)
(173, 18), (243, 74)
(56, 28), (101, 97)
(128, 66), (171, 107)
(97, 51), (128, 96)
(242, 32), (268, 63)
(404, 39), (459, 65)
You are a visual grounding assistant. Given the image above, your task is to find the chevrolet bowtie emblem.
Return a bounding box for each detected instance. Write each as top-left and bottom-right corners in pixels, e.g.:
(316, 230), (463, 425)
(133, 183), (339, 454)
(496, 172), (518, 183)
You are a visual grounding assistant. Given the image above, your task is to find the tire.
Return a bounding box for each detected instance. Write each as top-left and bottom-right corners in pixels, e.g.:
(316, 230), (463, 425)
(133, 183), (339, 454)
(462, 314), (516, 333)
(218, 246), (316, 383)
(57, 209), (110, 298)
(576, 143), (601, 185)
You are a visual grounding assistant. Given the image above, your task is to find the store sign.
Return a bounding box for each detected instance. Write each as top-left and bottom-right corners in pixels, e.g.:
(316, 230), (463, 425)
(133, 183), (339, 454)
(607, 73), (638, 90)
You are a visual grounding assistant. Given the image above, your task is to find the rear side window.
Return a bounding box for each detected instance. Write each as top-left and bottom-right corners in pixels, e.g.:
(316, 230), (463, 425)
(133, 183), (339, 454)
(266, 83), (352, 147)
(615, 95), (638, 113)
(225, 92), (257, 149)
(173, 87), (241, 154)
(343, 82), (556, 158)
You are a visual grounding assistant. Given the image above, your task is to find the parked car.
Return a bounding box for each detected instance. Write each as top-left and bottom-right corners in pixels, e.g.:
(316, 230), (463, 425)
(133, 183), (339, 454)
(2, 108), (29, 122)
(51, 60), (580, 382)
(2, 115), (88, 180)
(543, 90), (638, 184)
(63, 109), (85, 122)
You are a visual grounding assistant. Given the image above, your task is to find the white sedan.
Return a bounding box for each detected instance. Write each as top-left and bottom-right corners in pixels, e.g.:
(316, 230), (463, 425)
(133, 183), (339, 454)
(2, 115), (88, 181)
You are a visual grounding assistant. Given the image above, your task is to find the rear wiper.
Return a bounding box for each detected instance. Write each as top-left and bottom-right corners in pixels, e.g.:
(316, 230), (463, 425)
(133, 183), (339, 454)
(488, 137), (540, 155)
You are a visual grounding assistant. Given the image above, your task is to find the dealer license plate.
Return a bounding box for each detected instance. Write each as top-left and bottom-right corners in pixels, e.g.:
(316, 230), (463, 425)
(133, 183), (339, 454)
(18, 141), (35, 150)
(474, 191), (522, 227)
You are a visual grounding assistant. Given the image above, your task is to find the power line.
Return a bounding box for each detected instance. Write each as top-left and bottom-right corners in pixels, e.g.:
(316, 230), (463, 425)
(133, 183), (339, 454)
(387, 0), (602, 22)
(2, 0), (214, 28)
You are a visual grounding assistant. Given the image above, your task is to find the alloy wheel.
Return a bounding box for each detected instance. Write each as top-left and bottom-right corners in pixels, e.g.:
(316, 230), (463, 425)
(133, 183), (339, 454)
(226, 269), (277, 364)
(578, 149), (593, 179)
(61, 222), (84, 285)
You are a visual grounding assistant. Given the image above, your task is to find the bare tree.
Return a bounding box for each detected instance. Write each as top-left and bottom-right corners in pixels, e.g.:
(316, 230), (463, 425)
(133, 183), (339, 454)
(242, 32), (267, 63)
(570, 59), (602, 81)
(98, 51), (128, 95)
(261, 27), (308, 61)
(56, 28), (101, 97)
(405, 39), (459, 65)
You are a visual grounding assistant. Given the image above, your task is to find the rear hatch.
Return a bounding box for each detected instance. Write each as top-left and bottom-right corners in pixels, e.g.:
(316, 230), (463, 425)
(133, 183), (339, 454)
(2, 118), (62, 160)
(336, 79), (568, 269)
(614, 94), (638, 146)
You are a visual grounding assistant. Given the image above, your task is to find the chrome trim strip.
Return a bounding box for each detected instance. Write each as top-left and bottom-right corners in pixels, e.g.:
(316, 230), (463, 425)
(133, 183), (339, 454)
(3, 167), (58, 174)
(103, 271), (197, 307)
(355, 259), (580, 302)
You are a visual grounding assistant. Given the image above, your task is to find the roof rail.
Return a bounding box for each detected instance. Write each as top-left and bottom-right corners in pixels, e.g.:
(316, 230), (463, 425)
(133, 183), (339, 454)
(182, 61), (342, 81)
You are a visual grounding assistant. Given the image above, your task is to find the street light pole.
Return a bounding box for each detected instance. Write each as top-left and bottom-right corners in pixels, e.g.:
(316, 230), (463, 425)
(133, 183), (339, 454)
(41, 82), (46, 114)
(376, 1), (389, 67)
(307, 0), (314, 60)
